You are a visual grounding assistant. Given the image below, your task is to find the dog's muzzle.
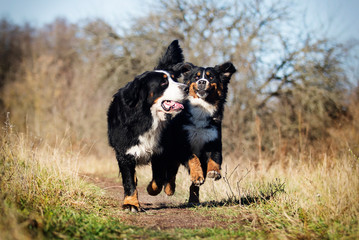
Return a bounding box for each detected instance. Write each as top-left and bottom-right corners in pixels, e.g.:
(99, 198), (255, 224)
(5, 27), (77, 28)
(196, 79), (209, 98)
(197, 79), (208, 90)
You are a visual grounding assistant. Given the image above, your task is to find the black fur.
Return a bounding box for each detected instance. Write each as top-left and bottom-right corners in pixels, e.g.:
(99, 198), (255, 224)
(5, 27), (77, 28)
(107, 40), (186, 212)
(148, 62), (236, 203)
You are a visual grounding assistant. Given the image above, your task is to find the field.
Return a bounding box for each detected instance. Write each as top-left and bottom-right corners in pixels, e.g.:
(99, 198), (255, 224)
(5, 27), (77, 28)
(1, 115), (358, 239)
(1, 1), (359, 238)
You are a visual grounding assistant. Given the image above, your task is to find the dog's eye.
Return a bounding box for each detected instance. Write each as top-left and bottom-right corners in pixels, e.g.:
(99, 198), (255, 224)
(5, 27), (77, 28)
(210, 76), (213, 80)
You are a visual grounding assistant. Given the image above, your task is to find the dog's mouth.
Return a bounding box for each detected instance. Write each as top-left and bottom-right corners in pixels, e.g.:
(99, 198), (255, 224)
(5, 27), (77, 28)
(196, 90), (208, 99)
(161, 100), (184, 112)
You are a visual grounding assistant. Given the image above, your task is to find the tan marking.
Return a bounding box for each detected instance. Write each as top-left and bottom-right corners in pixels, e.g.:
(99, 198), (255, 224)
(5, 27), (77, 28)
(197, 72), (201, 76)
(153, 96), (161, 104)
(211, 83), (218, 90)
(134, 172), (137, 185)
(207, 158), (220, 173)
(123, 190), (140, 208)
(216, 82), (223, 97)
(206, 71), (210, 76)
(147, 179), (162, 196)
(189, 82), (199, 98)
(205, 82), (222, 104)
(163, 74), (167, 78)
(188, 154), (204, 184)
(164, 176), (176, 196)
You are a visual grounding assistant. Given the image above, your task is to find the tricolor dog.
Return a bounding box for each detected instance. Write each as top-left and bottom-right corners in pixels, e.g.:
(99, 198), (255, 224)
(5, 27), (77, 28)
(107, 40), (187, 212)
(147, 62), (236, 203)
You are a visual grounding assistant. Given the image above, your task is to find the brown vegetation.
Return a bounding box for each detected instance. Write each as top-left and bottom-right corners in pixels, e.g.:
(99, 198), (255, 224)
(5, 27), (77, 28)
(1, 0), (358, 162)
(0, 1), (359, 237)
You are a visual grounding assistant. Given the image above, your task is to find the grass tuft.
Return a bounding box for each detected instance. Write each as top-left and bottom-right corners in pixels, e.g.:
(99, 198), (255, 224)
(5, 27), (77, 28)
(1, 114), (359, 239)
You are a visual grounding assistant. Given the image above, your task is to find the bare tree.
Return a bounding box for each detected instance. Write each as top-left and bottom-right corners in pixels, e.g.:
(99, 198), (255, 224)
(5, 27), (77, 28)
(0, 0), (355, 159)
(120, 0), (353, 159)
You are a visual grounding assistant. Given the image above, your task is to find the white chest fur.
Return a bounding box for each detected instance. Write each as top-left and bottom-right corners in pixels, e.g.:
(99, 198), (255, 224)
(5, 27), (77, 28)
(126, 105), (165, 165)
(183, 97), (218, 155)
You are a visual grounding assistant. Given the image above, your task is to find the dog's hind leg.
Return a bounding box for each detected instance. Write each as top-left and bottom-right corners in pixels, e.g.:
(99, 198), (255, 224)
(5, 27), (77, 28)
(118, 155), (142, 212)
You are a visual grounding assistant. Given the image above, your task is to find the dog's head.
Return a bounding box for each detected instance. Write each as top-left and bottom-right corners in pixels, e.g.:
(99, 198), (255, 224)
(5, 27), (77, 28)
(182, 62), (236, 103)
(123, 40), (187, 120)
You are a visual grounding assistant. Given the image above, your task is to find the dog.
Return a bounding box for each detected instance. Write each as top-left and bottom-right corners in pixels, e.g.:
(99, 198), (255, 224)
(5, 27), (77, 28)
(147, 62), (236, 203)
(107, 40), (187, 212)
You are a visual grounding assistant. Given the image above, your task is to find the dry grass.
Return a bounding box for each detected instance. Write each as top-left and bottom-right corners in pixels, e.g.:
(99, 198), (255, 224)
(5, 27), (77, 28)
(0, 116), (106, 239)
(1, 11), (359, 238)
(1, 112), (359, 239)
(167, 151), (359, 238)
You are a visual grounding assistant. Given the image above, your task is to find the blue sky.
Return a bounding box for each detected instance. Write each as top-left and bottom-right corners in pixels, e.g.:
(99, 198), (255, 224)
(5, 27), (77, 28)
(0, 0), (146, 29)
(1, 0), (358, 83)
(1, 0), (358, 44)
(301, 0), (359, 42)
(1, 0), (358, 41)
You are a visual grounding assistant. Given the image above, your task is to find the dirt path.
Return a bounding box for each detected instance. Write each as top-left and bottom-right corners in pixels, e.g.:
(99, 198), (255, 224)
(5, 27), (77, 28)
(82, 174), (229, 230)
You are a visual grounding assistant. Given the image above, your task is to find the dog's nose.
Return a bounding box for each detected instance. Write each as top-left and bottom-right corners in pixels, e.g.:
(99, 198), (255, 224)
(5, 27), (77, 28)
(197, 80), (207, 90)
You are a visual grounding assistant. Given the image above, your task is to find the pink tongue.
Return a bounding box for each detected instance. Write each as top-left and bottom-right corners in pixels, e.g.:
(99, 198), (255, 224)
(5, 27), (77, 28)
(164, 101), (184, 110)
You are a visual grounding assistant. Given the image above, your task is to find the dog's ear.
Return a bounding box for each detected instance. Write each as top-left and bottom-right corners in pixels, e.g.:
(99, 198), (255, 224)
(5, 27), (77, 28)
(171, 62), (194, 76)
(180, 62), (194, 76)
(179, 62), (194, 85)
(154, 40), (184, 70)
(214, 62), (237, 82)
(123, 72), (148, 108)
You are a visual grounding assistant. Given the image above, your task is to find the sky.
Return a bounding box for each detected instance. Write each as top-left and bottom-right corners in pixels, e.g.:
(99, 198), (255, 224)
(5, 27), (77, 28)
(1, 0), (358, 42)
(0, 0), (146, 28)
(300, 0), (359, 42)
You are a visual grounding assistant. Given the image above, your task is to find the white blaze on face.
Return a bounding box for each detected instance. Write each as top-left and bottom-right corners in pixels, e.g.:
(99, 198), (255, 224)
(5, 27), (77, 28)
(155, 70), (185, 103)
(125, 70), (186, 162)
(195, 70), (210, 99)
(153, 70), (186, 121)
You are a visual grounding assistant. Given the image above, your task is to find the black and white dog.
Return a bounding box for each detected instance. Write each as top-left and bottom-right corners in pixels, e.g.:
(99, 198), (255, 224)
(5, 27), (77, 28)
(147, 62), (236, 203)
(107, 40), (187, 212)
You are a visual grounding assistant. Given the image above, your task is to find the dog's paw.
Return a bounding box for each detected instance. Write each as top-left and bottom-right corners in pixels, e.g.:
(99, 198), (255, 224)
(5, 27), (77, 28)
(207, 170), (221, 180)
(123, 190), (142, 212)
(191, 175), (205, 186)
(123, 205), (144, 213)
(146, 180), (162, 196)
(164, 182), (176, 196)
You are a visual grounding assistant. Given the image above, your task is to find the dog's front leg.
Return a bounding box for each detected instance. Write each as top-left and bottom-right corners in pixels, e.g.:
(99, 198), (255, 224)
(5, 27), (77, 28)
(188, 154), (204, 186)
(118, 155), (142, 212)
(206, 151), (222, 180)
